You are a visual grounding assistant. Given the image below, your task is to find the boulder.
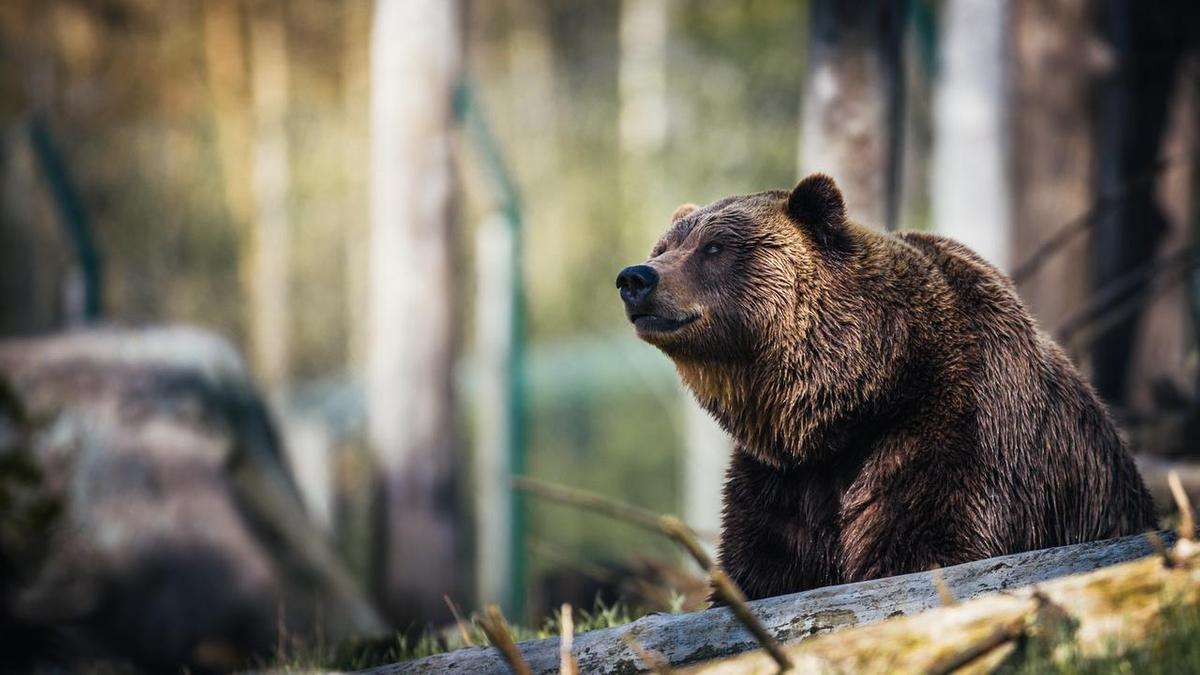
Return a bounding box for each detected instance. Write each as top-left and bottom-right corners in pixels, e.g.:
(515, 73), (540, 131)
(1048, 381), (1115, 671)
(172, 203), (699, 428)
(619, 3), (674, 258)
(0, 327), (385, 672)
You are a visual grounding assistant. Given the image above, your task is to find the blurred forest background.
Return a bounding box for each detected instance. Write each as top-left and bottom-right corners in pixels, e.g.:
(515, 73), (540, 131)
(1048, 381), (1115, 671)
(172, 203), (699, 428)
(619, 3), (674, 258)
(0, 0), (1198, 671)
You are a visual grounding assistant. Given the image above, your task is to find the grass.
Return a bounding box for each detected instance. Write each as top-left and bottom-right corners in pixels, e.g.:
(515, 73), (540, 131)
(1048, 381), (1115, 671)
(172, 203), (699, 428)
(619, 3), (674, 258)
(261, 595), (644, 672)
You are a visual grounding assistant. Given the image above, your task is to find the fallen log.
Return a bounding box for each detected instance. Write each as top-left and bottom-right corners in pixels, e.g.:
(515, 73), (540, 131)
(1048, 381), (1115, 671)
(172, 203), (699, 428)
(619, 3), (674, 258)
(363, 532), (1169, 674)
(685, 537), (1200, 674)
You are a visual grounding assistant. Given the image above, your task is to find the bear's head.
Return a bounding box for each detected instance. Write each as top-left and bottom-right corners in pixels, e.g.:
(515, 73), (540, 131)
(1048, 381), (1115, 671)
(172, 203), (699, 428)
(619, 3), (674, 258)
(616, 174), (898, 464)
(616, 173), (854, 360)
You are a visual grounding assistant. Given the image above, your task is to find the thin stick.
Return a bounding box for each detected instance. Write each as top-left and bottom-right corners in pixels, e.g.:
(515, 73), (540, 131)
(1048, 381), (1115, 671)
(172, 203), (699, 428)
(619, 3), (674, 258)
(514, 477), (714, 569)
(1169, 470), (1196, 541)
(711, 570), (793, 673)
(931, 567), (957, 606)
(622, 634), (674, 674)
(560, 603), (578, 675)
(516, 476), (791, 672)
(1057, 249), (1195, 343)
(1011, 154), (1179, 286)
(513, 475), (667, 533)
(926, 616), (1026, 675)
(443, 594), (475, 647)
(1145, 530), (1175, 568)
(477, 605), (531, 675)
(660, 515), (715, 571)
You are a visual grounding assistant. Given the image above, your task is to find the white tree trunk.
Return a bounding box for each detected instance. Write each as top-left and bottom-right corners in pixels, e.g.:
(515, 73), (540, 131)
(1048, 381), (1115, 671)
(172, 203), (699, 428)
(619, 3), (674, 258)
(932, 0), (1012, 269)
(367, 0), (464, 625)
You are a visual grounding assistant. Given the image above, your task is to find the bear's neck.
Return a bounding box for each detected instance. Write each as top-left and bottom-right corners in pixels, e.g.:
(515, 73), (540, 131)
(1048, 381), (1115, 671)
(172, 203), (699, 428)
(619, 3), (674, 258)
(674, 327), (910, 469)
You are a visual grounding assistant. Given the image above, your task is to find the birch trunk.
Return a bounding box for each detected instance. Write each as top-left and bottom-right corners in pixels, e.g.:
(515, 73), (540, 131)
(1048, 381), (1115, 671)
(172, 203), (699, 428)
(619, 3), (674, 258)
(931, 0), (1011, 269)
(367, 0), (465, 627)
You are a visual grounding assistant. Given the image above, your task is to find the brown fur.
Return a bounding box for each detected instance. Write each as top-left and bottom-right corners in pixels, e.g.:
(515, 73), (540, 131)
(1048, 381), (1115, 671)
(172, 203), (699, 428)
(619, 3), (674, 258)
(618, 174), (1156, 600)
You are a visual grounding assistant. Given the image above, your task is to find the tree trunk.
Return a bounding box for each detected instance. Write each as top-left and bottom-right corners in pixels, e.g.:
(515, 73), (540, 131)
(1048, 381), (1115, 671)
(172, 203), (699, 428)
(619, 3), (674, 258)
(201, 0), (254, 233)
(367, 0), (465, 628)
(341, 0), (371, 375)
(931, 0), (1011, 269)
(799, 0), (907, 230)
(1092, 0), (1199, 409)
(247, 0), (291, 400)
(1122, 57), (1197, 416)
(1008, 0), (1101, 340)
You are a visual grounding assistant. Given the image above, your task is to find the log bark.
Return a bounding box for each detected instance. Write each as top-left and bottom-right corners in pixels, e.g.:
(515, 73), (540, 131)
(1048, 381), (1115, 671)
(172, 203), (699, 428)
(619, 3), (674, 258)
(686, 538), (1200, 674)
(363, 532), (1168, 674)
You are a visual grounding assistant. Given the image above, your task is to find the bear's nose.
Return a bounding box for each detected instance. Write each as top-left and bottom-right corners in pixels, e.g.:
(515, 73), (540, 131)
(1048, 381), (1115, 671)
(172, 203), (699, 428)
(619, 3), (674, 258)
(616, 265), (659, 306)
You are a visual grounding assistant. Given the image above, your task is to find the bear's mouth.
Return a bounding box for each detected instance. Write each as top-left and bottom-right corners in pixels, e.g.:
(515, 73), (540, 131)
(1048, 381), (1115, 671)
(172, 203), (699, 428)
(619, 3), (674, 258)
(630, 312), (699, 334)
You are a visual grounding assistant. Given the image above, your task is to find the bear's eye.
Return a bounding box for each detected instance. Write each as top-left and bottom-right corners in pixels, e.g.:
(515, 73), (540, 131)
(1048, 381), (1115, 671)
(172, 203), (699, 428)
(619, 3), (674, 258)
(703, 242), (722, 256)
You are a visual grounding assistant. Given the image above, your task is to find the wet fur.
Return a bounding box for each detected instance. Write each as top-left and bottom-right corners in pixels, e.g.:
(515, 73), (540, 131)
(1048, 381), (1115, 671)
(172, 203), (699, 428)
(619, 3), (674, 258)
(627, 175), (1156, 600)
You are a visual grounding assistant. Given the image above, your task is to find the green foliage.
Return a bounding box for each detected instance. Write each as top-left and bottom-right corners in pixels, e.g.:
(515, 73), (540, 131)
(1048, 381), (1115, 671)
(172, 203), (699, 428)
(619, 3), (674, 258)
(536, 596), (636, 639)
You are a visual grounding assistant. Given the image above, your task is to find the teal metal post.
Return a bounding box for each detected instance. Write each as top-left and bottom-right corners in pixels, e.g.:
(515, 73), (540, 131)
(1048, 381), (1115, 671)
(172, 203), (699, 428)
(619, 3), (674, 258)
(456, 81), (528, 620)
(28, 115), (102, 321)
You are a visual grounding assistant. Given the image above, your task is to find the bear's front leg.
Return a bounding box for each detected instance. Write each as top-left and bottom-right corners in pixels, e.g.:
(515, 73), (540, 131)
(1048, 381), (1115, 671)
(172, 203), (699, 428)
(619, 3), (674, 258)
(716, 450), (846, 600)
(837, 446), (1002, 582)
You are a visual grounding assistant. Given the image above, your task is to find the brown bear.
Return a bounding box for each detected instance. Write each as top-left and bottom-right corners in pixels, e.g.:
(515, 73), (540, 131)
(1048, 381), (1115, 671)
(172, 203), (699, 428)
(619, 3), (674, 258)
(616, 174), (1156, 600)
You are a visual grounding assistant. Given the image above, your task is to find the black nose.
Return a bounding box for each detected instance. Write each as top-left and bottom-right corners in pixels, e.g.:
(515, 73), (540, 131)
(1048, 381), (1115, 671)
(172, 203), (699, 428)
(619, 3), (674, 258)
(616, 265), (659, 306)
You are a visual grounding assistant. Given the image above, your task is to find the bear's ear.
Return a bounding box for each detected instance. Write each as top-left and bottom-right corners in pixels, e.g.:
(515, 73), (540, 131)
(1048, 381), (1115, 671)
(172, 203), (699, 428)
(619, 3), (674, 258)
(670, 203), (699, 223)
(786, 174), (851, 253)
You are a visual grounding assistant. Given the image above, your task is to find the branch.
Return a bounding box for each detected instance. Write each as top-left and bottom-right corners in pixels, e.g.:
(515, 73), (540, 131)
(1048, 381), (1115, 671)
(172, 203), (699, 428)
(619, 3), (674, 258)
(514, 476), (790, 671)
(476, 605), (531, 675)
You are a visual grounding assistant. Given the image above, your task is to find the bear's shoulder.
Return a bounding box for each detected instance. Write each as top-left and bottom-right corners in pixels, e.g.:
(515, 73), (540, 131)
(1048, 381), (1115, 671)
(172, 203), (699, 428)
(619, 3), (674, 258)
(894, 230), (1023, 309)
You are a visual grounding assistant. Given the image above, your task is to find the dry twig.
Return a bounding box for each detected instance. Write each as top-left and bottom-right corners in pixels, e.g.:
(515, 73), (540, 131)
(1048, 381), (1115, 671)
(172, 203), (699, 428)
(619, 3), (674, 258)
(1145, 530), (1175, 568)
(710, 570), (793, 673)
(931, 566), (957, 606)
(477, 605), (531, 675)
(623, 633), (674, 674)
(925, 617), (1026, 675)
(443, 595), (475, 647)
(560, 603), (579, 675)
(515, 475), (792, 673)
(1169, 469), (1196, 541)
(1011, 154), (1181, 286)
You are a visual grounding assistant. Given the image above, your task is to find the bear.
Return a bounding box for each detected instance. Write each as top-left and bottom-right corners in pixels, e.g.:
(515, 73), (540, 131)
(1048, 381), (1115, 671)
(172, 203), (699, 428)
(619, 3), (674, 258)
(616, 173), (1156, 600)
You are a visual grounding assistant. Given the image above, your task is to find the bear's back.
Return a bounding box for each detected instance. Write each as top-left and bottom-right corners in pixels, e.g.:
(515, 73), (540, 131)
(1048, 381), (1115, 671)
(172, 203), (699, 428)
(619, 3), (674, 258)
(895, 230), (1156, 546)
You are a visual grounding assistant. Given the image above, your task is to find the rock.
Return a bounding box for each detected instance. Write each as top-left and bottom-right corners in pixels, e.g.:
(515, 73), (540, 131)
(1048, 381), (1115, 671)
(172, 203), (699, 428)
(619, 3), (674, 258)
(0, 326), (385, 672)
